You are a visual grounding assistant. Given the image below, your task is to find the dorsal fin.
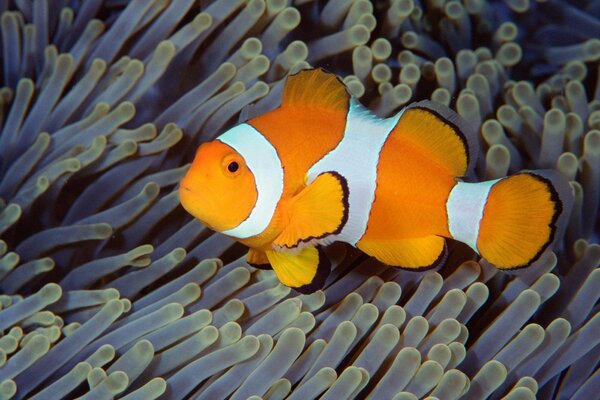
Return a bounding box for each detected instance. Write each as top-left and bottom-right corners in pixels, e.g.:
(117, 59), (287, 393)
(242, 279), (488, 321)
(281, 68), (350, 111)
(395, 100), (479, 177)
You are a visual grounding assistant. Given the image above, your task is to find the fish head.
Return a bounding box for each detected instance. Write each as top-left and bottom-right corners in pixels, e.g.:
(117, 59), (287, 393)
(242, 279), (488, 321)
(179, 140), (257, 233)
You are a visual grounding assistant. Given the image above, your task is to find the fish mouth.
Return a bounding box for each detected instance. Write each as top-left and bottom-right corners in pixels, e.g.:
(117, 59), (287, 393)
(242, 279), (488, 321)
(180, 184), (192, 193)
(178, 185), (215, 230)
(178, 185), (199, 213)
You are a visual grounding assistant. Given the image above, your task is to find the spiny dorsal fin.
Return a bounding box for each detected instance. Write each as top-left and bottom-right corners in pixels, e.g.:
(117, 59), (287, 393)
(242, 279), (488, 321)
(281, 68), (350, 111)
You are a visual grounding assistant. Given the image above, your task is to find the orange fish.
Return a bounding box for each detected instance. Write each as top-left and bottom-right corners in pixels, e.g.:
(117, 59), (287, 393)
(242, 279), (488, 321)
(179, 69), (572, 293)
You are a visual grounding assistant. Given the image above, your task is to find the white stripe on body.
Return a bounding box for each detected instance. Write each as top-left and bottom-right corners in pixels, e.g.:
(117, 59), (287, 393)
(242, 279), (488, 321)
(217, 123), (284, 239)
(446, 179), (500, 252)
(307, 99), (403, 246)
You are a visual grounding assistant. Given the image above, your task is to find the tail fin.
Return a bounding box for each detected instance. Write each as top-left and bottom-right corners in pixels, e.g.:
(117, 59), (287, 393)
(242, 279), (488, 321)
(476, 171), (572, 269)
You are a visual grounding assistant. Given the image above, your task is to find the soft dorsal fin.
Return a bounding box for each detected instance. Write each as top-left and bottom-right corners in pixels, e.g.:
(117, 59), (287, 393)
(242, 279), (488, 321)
(281, 68), (350, 111)
(395, 101), (479, 177)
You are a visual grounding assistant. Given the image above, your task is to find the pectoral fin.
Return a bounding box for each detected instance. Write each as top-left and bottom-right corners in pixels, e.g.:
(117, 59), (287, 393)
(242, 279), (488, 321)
(247, 248), (271, 270)
(357, 236), (448, 269)
(265, 247), (330, 293)
(274, 172), (348, 249)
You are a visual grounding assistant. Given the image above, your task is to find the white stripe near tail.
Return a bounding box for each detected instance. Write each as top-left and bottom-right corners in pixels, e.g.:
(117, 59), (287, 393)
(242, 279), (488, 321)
(446, 179), (500, 252)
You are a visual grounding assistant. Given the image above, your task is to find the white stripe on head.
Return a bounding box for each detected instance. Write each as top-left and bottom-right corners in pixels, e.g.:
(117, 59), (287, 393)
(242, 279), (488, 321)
(446, 179), (500, 252)
(307, 98), (403, 246)
(217, 123), (284, 239)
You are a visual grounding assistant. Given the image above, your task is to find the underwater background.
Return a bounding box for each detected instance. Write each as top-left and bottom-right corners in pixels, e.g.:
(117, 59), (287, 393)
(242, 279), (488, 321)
(0, 0), (598, 399)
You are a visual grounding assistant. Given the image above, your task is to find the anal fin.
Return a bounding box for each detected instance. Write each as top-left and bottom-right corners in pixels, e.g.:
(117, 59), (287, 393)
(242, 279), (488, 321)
(266, 247), (330, 293)
(357, 236), (447, 269)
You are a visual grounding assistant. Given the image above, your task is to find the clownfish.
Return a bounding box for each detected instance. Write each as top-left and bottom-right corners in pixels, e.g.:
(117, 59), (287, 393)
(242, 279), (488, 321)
(179, 68), (571, 293)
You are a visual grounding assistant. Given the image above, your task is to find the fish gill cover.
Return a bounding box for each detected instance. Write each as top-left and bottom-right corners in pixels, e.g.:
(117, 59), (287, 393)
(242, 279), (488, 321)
(0, 0), (598, 399)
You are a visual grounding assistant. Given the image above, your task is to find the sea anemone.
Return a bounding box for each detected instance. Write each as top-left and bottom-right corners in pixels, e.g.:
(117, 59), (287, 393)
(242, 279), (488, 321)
(0, 0), (598, 399)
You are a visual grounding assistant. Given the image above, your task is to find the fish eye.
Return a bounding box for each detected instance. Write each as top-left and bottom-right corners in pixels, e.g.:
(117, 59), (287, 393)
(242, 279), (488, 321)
(227, 161), (239, 173)
(222, 155), (243, 177)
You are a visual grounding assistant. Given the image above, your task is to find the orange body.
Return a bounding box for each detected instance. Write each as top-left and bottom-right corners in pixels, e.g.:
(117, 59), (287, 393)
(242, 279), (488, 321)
(180, 69), (570, 292)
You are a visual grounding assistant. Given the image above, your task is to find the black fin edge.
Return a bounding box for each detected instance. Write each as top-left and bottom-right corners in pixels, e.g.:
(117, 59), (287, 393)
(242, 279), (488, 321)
(247, 261), (272, 270)
(496, 171), (565, 270)
(408, 100), (479, 178)
(293, 247), (331, 294)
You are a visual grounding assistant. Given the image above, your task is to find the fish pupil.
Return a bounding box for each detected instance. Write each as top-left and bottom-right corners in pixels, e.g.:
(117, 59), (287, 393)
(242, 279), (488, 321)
(228, 161), (239, 173)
